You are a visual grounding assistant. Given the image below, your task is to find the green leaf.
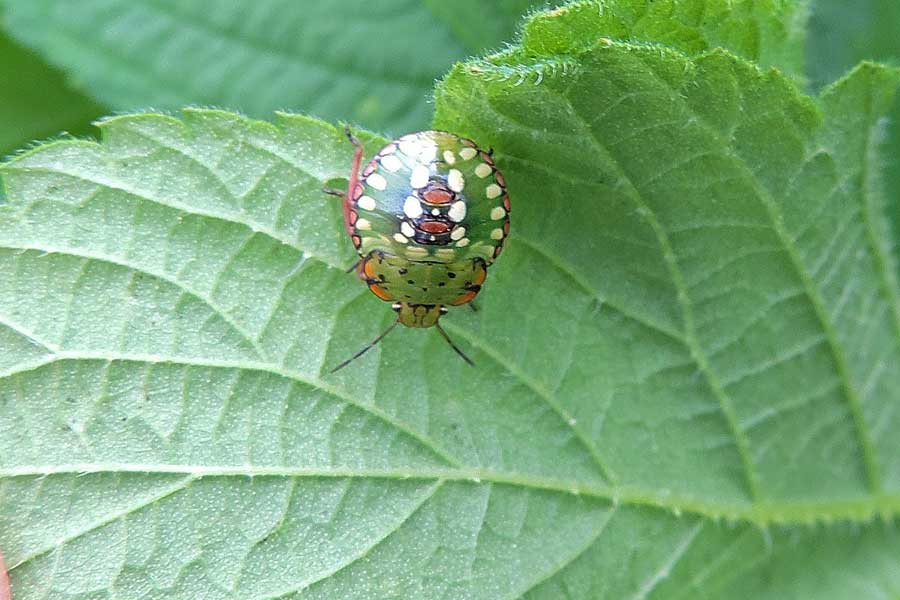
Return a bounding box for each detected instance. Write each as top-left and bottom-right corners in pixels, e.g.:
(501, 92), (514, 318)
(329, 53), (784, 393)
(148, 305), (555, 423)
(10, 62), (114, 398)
(509, 0), (811, 81)
(2, 5), (900, 600)
(807, 0), (900, 283)
(433, 3), (900, 592)
(0, 31), (105, 157)
(1, 0), (544, 135)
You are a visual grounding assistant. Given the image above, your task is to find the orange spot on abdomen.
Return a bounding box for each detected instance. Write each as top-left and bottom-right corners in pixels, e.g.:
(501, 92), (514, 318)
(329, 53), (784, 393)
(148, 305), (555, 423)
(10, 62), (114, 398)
(472, 265), (487, 286)
(451, 290), (479, 305)
(368, 283), (393, 301)
(361, 258), (377, 279)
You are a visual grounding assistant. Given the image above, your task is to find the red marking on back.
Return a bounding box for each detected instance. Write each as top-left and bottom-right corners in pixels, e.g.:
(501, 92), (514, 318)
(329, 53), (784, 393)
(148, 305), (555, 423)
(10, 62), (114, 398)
(480, 151), (494, 166)
(503, 194), (511, 212)
(362, 160), (378, 177)
(423, 189), (453, 205)
(348, 210), (358, 226)
(352, 235), (361, 248)
(503, 220), (510, 236)
(419, 221), (450, 234)
(472, 266), (487, 286)
(495, 171), (506, 187)
(493, 245), (503, 258)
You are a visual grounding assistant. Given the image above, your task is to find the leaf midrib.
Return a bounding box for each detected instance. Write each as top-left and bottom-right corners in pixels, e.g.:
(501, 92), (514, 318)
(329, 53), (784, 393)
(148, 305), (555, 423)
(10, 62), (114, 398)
(3, 458), (898, 526)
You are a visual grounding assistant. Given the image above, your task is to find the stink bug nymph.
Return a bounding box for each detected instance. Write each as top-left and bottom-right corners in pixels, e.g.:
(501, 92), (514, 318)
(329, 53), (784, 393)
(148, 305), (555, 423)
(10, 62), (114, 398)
(328, 127), (511, 372)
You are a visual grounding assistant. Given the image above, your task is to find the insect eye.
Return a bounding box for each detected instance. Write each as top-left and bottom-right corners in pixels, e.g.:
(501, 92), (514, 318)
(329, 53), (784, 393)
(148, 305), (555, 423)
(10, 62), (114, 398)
(439, 306), (448, 315)
(392, 303), (402, 312)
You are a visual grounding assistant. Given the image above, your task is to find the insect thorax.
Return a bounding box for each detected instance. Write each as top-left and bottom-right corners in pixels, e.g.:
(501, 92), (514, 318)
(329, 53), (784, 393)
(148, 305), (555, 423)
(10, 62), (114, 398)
(358, 252), (487, 310)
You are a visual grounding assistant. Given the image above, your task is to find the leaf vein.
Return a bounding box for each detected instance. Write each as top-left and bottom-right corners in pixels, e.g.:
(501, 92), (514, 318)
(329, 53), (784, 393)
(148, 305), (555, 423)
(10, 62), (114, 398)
(0, 351), (462, 469)
(0, 243), (268, 360)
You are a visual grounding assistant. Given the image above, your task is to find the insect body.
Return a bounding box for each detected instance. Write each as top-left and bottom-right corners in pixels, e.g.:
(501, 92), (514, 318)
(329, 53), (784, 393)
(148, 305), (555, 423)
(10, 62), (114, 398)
(331, 129), (510, 371)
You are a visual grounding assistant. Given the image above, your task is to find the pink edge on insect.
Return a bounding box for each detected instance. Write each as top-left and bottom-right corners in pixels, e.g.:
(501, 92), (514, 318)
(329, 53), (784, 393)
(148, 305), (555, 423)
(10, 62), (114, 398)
(342, 130), (366, 237)
(0, 550), (10, 600)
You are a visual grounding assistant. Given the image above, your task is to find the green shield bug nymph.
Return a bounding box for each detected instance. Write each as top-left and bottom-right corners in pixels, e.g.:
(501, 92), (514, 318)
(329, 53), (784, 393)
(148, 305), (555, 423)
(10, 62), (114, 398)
(328, 128), (511, 371)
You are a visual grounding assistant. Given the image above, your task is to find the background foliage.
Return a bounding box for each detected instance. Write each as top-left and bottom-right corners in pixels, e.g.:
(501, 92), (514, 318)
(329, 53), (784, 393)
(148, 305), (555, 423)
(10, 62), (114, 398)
(1, 1), (899, 599)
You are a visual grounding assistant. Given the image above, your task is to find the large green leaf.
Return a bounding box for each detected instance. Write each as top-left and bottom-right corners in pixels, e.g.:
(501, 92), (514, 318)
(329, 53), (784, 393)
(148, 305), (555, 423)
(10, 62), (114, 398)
(434, 4), (900, 595)
(1, 0), (544, 135)
(0, 31), (105, 157)
(2, 3), (900, 600)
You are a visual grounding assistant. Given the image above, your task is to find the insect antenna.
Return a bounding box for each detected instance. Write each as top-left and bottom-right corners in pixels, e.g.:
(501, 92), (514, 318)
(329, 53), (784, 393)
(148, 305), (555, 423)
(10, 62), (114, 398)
(321, 186), (345, 197)
(435, 323), (475, 366)
(330, 319), (400, 373)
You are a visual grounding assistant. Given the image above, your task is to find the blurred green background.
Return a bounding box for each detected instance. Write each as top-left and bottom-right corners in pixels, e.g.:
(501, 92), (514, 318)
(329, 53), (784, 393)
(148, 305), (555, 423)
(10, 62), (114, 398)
(0, 0), (897, 246)
(1, 0), (897, 163)
(0, 0), (545, 154)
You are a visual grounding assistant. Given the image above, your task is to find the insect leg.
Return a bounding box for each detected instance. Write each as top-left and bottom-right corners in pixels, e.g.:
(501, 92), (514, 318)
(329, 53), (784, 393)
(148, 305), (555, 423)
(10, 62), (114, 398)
(330, 319), (400, 373)
(435, 323), (475, 366)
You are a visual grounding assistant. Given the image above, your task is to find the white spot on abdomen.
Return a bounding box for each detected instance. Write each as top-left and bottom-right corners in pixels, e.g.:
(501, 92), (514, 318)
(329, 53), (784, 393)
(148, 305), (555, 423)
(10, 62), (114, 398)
(486, 183), (502, 199)
(357, 195), (377, 211)
(399, 139), (419, 156)
(401, 222), (415, 237)
(451, 226), (466, 240)
(380, 154), (403, 172)
(410, 165), (430, 188)
(448, 169), (465, 192)
(448, 200), (467, 222)
(490, 228), (504, 240)
(367, 173), (387, 191)
(490, 206), (506, 220)
(475, 163), (492, 178)
(403, 196), (423, 219)
(418, 142), (437, 163)
(356, 218), (372, 230)
(459, 147), (477, 161)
